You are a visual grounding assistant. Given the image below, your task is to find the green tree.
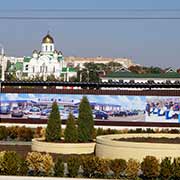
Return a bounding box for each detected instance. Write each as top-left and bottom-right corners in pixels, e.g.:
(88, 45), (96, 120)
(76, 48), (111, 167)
(160, 157), (172, 180)
(67, 156), (80, 177)
(77, 96), (94, 142)
(64, 113), (78, 143)
(54, 156), (64, 177)
(45, 101), (61, 142)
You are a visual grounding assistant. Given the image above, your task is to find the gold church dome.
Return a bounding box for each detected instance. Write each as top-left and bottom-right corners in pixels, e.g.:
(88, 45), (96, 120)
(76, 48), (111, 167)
(42, 33), (54, 44)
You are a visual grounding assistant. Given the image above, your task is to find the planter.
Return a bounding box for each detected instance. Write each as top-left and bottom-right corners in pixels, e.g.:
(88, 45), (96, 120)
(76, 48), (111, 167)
(96, 133), (180, 161)
(32, 138), (95, 154)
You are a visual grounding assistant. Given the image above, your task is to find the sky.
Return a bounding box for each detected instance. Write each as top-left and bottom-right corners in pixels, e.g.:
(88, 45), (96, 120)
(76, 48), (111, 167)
(0, 0), (180, 68)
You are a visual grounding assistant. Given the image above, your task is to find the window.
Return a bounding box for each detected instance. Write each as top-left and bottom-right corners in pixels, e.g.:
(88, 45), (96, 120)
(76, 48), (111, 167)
(32, 66), (35, 73)
(53, 66), (55, 73)
(45, 45), (48, 51)
(25, 65), (28, 71)
(50, 45), (52, 51)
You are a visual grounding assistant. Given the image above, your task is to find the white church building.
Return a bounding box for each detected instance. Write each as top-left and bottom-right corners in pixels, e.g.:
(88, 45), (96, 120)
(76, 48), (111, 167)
(5, 33), (76, 81)
(23, 33), (65, 79)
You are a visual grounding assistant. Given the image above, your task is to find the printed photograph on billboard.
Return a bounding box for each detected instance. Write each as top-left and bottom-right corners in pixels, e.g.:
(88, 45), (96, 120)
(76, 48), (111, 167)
(145, 96), (180, 123)
(0, 93), (146, 121)
(0, 93), (179, 122)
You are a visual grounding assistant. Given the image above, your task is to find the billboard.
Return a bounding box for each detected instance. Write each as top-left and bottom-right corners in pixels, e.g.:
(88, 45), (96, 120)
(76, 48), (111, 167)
(0, 93), (180, 123)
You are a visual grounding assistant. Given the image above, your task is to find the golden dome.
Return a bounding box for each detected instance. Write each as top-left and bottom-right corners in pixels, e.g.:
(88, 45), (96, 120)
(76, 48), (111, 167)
(42, 33), (54, 44)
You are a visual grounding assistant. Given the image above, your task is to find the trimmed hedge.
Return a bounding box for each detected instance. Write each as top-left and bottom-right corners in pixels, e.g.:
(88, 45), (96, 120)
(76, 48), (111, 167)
(1, 150), (180, 179)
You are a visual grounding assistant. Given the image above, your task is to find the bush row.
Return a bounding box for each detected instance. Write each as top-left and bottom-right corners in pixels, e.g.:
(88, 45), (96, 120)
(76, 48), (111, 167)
(0, 150), (180, 179)
(0, 126), (44, 141)
(1, 126), (180, 142)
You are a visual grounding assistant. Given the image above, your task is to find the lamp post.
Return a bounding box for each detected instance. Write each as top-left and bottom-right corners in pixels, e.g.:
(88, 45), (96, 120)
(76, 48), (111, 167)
(0, 44), (5, 81)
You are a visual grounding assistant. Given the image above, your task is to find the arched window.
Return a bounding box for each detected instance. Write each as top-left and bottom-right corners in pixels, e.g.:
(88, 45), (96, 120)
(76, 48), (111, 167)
(32, 66), (35, 73)
(50, 45), (52, 51)
(25, 65), (28, 71)
(45, 45), (48, 51)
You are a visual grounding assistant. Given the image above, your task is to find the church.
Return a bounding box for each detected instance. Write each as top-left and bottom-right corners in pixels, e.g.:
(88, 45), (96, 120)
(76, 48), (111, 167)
(8, 33), (76, 81)
(23, 33), (65, 79)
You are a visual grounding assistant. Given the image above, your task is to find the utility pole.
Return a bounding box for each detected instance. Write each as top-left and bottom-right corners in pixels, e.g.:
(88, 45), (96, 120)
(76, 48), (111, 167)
(0, 44), (5, 81)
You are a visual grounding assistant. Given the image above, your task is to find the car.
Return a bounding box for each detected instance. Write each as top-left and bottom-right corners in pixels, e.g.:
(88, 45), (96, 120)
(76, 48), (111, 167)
(60, 110), (70, 120)
(23, 107), (32, 115)
(11, 107), (24, 117)
(28, 107), (41, 119)
(113, 111), (127, 117)
(0, 105), (11, 114)
(93, 110), (108, 120)
(72, 109), (79, 119)
(41, 108), (51, 116)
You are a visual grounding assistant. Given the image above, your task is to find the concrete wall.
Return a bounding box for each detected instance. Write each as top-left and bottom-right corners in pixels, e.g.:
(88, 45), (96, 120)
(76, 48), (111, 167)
(96, 134), (180, 161)
(32, 138), (95, 154)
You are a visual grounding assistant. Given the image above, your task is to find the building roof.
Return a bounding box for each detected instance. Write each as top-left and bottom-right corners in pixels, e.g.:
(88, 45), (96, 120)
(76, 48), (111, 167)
(42, 33), (54, 44)
(106, 71), (180, 79)
(23, 57), (31, 62)
(62, 67), (76, 73)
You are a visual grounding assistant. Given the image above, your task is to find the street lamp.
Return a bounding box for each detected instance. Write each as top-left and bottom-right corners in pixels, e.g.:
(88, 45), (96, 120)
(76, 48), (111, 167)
(0, 44), (5, 81)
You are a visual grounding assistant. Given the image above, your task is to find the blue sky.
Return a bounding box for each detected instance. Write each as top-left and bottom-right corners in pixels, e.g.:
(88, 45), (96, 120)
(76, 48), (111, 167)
(1, 93), (146, 110)
(0, 0), (180, 67)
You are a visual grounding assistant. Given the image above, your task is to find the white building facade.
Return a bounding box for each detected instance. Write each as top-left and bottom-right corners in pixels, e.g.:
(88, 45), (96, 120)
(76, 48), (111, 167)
(23, 33), (65, 79)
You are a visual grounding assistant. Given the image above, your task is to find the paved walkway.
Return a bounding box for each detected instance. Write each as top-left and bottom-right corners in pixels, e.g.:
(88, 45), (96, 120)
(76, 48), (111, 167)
(0, 140), (31, 146)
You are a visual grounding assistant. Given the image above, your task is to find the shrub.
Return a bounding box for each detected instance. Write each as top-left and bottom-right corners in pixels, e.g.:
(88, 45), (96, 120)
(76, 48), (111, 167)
(77, 96), (94, 142)
(67, 156), (80, 177)
(26, 152), (54, 176)
(109, 159), (127, 178)
(17, 126), (33, 141)
(141, 156), (160, 179)
(81, 156), (99, 178)
(7, 126), (19, 139)
(172, 157), (180, 179)
(125, 159), (140, 179)
(160, 157), (172, 180)
(64, 113), (78, 143)
(0, 151), (21, 175)
(0, 126), (7, 140)
(34, 127), (43, 138)
(54, 156), (64, 177)
(18, 158), (29, 176)
(45, 101), (61, 142)
(95, 158), (109, 178)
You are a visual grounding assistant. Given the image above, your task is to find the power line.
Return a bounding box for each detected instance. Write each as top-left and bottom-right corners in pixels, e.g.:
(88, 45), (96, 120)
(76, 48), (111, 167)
(1, 8), (180, 12)
(0, 16), (180, 20)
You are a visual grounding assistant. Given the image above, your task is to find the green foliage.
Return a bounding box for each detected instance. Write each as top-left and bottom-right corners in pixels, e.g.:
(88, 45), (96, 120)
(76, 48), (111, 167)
(64, 113), (78, 143)
(141, 156), (160, 179)
(95, 158), (109, 178)
(67, 156), (80, 177)
(172, 157), (180, 179)
(0, 151), (21, 175)
(0, 126), (7, 140)
(77, 96), (94, 142)
(18, 158), (29, 176)
(81, 156), (99, 178)
(45, 101), (61, 142)
(7, 126), (19, 139)
(54, 156), (64, 177)
(160, 157), (172, 180)
(109, 159), (127, 178)
(125, 159), (140, 179)
(17, 126), (33, 141)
